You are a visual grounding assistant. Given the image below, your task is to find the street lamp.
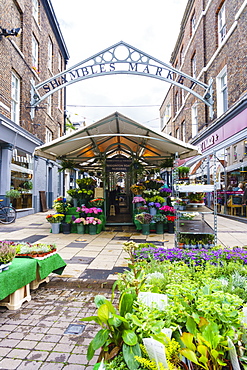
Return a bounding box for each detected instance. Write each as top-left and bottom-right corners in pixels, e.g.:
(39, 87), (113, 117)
(0, 27), (22, 41)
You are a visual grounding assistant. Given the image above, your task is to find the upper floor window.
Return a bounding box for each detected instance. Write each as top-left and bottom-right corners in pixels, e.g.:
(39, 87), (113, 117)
(191, 11), (196, 36)
(11, 72), (20, 125)
(181, 120), (185, 141)
(48, 38), (53, 71)
(191, 103), (198, 138)
(175, 92), (180, 115)
(176, 127), (180, 140)
(191, 53), (197, 78)
(58, 52), (62, 72)
(216, 66), (228, 116)
(32, 34), (39, 69)
(180, 46), (184, 67)
(46, 127), (53, 143)
(218, 3), (226, 44)
(164, 103), (171, 124)
(32, 0), (40, 24)
(47, 94), (52, 116)
(233, 145), (237, 161)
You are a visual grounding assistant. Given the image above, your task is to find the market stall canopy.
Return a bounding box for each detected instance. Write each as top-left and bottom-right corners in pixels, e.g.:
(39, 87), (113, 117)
(34, 112), (201, 167)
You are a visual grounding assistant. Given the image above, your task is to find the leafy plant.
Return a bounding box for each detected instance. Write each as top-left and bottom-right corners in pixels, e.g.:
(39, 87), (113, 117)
(80, 293), (141, 369)
(135, 213), (153, 224)
(5, 189), (21, 199)
(0, 244), (16, 264)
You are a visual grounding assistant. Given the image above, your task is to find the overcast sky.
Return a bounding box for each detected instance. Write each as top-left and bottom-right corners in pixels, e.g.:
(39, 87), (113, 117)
(51, 0), (187, 130)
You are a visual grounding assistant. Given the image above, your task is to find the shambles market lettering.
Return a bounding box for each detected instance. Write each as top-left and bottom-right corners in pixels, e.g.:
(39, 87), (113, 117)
(42, 62), (197, 93)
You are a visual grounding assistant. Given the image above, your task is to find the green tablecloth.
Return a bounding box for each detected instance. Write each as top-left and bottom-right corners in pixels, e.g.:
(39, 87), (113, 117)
(0, 254), (66, 300)
(0, 258), (36, 300)
(36, 253), (66, 280)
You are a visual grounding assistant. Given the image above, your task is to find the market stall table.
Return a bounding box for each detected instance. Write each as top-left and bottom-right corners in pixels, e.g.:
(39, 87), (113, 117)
(0, 254), (66, 310)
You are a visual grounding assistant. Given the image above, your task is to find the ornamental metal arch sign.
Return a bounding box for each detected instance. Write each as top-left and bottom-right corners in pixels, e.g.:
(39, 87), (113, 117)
(30, 41), (213, 117)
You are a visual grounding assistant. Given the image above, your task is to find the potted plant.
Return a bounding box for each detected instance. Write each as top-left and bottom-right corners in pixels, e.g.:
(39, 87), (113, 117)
(73, 217), (86, 234)
(152, 213), (167, 234)
(5, 189), (21, 206)
(130, 183), (146, 195)
(147, 201), (162, 216)
(135, 212), (153, 235)
(86, 217), (102, 235)
(166, 215), (176, 233)
(46, 213), (64, 234)
(89, 198), (104, 208)
(53, 196), (69, 214)
(0, 243), (16, 272)
(132, 196), (146, 208)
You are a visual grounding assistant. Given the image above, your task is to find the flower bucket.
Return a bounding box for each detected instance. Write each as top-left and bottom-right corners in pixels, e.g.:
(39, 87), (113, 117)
(167, 222), (175, 234)
(51, 223), (60, 234)
(136, 202), (142, 208)
(89, 224), (97, 235)
(142, 224), (150, 235)
(155, 222), (164, 234)
(149, 207), (157, 216)
(62, 223), (71, 234)
(73, 199), (78, 207)
(77, 224), (84, 234)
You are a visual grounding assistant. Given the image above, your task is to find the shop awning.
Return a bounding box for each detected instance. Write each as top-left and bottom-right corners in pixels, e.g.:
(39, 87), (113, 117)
(34, 112), (201, 166)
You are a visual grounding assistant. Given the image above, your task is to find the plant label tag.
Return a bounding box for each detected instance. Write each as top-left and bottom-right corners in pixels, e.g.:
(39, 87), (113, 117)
(242, 307), (247, 325)
(227, 337), (241, 370)
(161, 328), (173, 340)
(143, 338), (168, 369)
(138, 292), (168, 310)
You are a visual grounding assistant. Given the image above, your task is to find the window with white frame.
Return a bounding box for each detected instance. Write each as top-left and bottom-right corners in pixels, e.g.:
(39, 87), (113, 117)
(180, 46), (184, 67)
(11, 72), (20, 124)
(58, 52), (62, 72)
(57, 124), (61, 138)
(233, 145), (237, 161)
(216, 65), (228, 116)
(32, 34), (39, 70)
(176, 127), (180, 140)
(175, 92), (179, 115)
(218, 3), (226, 44)
(32, 0), (39, 24)
(191, 53), (196, 78)
(191, 11), (196, 35)
(181, 120), (185, 141)
(46, 127), (53, 143)
(48, 37), (53, 71)
(191, 103), (198, 138)
(163, 103), (171, 125)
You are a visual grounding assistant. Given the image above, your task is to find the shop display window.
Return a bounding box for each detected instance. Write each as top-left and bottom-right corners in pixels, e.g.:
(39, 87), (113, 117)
(10, 149), (33, 209)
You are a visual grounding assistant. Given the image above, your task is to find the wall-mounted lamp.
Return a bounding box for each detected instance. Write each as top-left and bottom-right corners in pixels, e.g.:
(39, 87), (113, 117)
(0, 27), (22, 40)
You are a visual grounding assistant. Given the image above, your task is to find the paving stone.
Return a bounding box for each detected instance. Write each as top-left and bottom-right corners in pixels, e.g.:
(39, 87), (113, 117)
(16, 360), (43, 369)
(41, 334), (62, 343)
(7, 348), (31, 359)
(0, 338), (21, 348)
(68, 353), (88, 364)
(34, 342), (56, 351)
(25, 350), (50, 361)
(17, 340), (38, 349)
(8, 332), (25, 340)
(45, 351), (70, 362)
(52, 343), (75, 352)
(0, 358), (22, 369)
(0, 347), (12, 356)
(39, 362), (64, 369)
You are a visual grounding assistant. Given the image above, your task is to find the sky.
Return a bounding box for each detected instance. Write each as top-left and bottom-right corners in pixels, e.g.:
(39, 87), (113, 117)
(51, 0), (188, 130)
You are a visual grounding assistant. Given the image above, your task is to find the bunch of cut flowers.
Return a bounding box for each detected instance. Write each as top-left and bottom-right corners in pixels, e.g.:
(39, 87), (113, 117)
(148, 201), (161, 209)
(159, 205), (175, 215)
(46, 213), (65, 223)
(85, 217), (102, 225)
(76, 206), (102, 214)
(159, 186), (172, 197)
(166, 215), (176, 223)
(72, 217), (86, 224)
(130, 183), (146, 195)
(89, 198), (104, 207)
(135, 212), (153, 224)
(53, 196), (69, 213)
(132, 196), (146, 204)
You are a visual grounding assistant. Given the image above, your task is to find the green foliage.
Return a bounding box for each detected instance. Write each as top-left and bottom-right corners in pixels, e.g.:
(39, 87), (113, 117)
(0, 244), (16, 264)
(58, 159), (76, 172)
(80, 292), (140, 369)
(5, 189), (21, 199)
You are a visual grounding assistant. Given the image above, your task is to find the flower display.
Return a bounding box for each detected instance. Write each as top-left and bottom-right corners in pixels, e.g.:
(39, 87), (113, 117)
(159, 186), (172, 197)
(144, 179), (164, 190)
(46, 214), (65, 223)
(166, 215), (176, 223)
(0, 244), (16, 264)
(53, 196), (69, 213)
(73, 217), (86, 224)
(135, 212), (153, 224)
(148, 202), (161, 209)
(130, 183), (146, 195)
(137, 205), (148, 212)
(77, 206), (103, 214)
(132, 196), (146, 204)
(89, 198), (104, 207)
(85, 217), (102, 225)
(159, 205), (175, 214)
(152, 214), (167, 223)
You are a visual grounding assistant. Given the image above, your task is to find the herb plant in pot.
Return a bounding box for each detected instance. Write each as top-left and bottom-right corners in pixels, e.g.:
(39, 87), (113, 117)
(0, 243), (16, 272)
(134, 212), (152, 235)
(152, 214), (167, 234)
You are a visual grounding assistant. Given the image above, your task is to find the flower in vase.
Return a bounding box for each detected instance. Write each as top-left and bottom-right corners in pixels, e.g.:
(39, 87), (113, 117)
(159, 205), (175, 215)
(46, 213), (65, 223)
(132, 196), (146, 204)
(148, 202), (161, 209)
(85, 217), (102, 225)
(73, 217), (86, 224)
(166, 215), (176, 223)
(135, 212), (153, 224)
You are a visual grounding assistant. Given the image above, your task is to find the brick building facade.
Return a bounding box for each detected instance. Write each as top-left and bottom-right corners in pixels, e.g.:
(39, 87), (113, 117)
(160, 0), (247, 194)
(0, 0), (69, 216)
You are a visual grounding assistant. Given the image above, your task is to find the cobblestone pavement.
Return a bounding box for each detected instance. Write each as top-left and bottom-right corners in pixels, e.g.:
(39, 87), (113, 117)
(0, 211), (247, 369)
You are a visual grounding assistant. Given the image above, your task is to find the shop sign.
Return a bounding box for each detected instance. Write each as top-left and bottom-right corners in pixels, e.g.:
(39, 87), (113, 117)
(106, 158), (132, 172)
(200, 133), (219, 151)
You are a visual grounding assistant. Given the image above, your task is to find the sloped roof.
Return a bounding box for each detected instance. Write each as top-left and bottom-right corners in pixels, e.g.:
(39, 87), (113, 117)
(35, 112), (201, 166)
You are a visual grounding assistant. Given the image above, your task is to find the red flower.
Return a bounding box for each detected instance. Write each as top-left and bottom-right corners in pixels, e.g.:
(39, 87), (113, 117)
(167, 215), (176, 222)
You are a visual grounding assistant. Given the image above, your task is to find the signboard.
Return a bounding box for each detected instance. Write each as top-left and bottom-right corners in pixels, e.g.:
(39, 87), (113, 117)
(106, 158), (132, 172)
